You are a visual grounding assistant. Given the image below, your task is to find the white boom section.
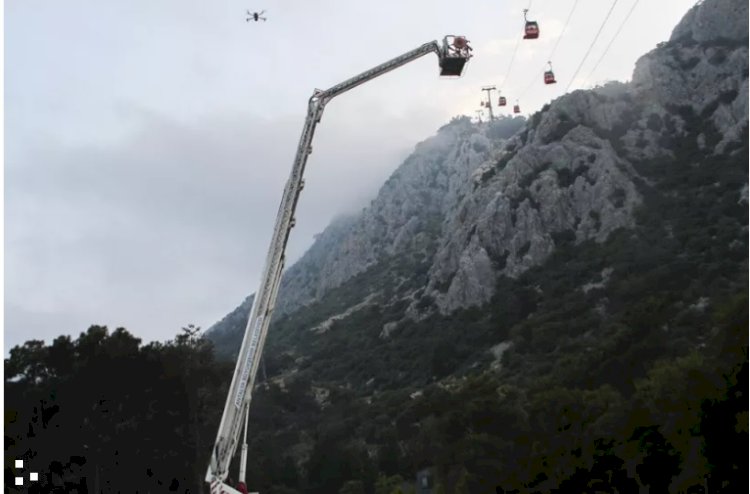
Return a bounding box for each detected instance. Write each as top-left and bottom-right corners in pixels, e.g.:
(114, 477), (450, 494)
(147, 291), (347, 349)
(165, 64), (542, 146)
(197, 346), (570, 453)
(238, 404), (249, 484)
(207, 37), (470, 492)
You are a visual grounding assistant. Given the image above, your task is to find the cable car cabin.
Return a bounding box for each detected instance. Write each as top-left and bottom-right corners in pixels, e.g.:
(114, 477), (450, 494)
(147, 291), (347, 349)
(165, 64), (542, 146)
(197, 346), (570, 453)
(498, 96), (507, 106)
(544, 70), (556, 84)
(513, 104), (521, 114)
(440, 35), (473, 76)
(524, 21), (539, 39)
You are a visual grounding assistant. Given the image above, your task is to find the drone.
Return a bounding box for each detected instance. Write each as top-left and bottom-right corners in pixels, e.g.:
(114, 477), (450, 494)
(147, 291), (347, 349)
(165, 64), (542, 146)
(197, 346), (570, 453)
(246, 10), (267, 22)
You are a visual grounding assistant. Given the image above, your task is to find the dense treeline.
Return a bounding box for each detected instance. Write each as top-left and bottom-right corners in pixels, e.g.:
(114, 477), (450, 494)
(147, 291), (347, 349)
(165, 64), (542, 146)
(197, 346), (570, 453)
(5, 293), (746, 493)
(5, 327), (231, 493)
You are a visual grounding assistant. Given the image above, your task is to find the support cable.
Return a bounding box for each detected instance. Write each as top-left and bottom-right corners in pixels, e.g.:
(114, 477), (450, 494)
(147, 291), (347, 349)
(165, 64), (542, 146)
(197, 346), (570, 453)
(564, 0), (620, 93)
(549, 0), (580, 61)
(500, 0), (534, 89)
(582, 0), (641, 86)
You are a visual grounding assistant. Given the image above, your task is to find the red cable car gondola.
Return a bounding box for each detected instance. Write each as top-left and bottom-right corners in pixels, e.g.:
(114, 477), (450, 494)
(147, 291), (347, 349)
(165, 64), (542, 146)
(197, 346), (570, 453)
(498, 95), (507, 106)
(544, 61), (556, 84)
(513, 102), (521, 114)
(523, 9), (539, 39)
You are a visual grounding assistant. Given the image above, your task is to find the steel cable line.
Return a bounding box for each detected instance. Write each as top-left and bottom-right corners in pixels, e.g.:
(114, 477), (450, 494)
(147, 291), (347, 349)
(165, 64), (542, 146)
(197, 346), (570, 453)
(501, 35), (522, 88)
(548, 0), (580, 61)
(564, 0), (620, 92)
(517, 0), (580, 101)
(518, 67), (546, 100)
(583, 0), (641, 85)
(500, 0), (534, 88)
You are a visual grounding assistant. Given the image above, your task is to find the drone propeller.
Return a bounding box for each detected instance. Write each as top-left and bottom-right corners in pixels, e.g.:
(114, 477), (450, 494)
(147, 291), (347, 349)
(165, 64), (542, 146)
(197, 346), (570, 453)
(245, 9), (267, 22)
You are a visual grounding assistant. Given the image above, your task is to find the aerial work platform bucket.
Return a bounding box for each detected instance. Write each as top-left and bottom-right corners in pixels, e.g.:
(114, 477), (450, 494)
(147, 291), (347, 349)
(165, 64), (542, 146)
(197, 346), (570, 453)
(439, 36), (472, 76)
(440, 57), (468, 76)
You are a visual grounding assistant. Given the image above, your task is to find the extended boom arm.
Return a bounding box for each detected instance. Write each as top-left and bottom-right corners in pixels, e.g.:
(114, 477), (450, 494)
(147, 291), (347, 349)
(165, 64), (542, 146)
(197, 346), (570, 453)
(207, 36), (471, 493)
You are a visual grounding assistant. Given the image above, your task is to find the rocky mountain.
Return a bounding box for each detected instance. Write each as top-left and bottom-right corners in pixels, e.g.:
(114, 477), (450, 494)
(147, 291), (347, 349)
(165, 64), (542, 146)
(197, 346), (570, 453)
(273, 117), (526, 316)
(207, 0), (747, 360)
(207, 116), (526, 353)
(203, 3), (748, 488)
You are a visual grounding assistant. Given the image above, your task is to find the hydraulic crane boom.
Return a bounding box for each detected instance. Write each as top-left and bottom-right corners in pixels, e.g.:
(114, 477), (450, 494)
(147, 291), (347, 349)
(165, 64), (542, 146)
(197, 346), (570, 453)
(206, 36), (472, 494)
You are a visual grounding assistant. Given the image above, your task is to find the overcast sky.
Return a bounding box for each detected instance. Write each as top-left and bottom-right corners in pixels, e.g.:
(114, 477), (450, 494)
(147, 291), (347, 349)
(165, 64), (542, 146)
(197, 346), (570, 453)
(4, 0), (697, 352)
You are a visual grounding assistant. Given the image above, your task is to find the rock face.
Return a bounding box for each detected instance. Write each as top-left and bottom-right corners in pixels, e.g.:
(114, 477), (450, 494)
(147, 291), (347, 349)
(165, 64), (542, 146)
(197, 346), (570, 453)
(273, 117), (524, 315)
(632, 0), (748, 153)
(207, 0), (748, 341)
(428, 117), (641, 312)
(670, 0), (748, 43)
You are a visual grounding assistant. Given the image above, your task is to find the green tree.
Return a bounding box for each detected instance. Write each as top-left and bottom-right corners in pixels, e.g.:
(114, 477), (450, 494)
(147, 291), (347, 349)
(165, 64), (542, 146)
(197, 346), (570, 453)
(339, 480), (366, 494)
(375, 473), (405, 494)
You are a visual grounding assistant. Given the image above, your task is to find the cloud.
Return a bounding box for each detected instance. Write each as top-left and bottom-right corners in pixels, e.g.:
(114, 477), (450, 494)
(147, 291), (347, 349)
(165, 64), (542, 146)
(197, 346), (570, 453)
(4, 102), (449, 351)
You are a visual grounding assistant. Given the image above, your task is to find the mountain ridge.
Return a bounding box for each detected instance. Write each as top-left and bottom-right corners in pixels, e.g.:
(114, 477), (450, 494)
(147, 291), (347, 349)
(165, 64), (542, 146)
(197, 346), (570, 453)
(207, 0), (747, 355)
